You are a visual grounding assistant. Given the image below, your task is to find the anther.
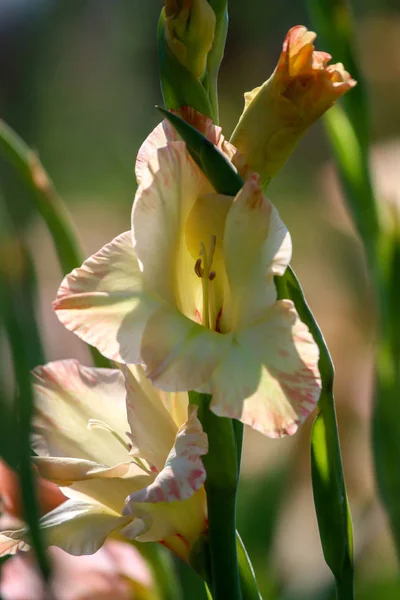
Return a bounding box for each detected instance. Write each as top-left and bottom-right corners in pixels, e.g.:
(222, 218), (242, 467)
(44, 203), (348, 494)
(194, 258), (203, 278)
(209, 271), (216, 281)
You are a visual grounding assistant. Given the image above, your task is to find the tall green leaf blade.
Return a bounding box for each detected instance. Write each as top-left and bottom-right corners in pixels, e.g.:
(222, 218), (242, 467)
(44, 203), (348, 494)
(306, 0), (400, 570)
(0, 119), (109, 369)
(0, 202), (50, 581)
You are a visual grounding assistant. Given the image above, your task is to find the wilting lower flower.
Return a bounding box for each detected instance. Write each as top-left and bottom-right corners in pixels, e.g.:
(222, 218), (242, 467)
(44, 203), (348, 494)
(0, 541), (153, 600)
(230, 25), (356, 185)
(54, 111), (321, 437)
(0, 360), (207, 561)
(164, 0), (216, 80)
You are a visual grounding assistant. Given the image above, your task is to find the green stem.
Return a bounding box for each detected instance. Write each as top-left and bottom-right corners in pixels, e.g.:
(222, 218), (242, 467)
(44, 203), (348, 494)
(136, 542), (182, 600)
(0, 119), (109, 369)
(190, 391), (242, 600)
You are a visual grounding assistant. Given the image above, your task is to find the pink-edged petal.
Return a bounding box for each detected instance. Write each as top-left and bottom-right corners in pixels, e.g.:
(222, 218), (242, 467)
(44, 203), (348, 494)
(224, 173), (292, 328)
(125, 405), (207, 505)
(123, 365), (178, 472)
(135, 107), (247, 184)
(31, 361), (130, 467)
(122, 406), (207, 543)
(210, 300), (321, 437)
(54, 232), (160, 364)
(1, 500), (130, 557)
(140, 304), (232, 392)
(133, 141), (209, 315)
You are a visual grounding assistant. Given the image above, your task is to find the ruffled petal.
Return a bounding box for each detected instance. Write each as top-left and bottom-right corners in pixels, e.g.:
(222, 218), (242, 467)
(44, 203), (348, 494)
(125, 405), (207, 505)
(124, 365), (178, 472)
(133, 142), (209, 317)
(140, 304), (231, 392)
(122, 406), (207, 544)
(1, 500), (130, 557)
(210, 300), (321, 437)
(54, 232), (161, 363)
(31, 361), (130, 466)
(224, 173), (292, 328)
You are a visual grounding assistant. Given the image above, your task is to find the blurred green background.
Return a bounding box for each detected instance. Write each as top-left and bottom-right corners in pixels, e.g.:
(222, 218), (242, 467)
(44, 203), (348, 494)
(1, 0), (400, 598)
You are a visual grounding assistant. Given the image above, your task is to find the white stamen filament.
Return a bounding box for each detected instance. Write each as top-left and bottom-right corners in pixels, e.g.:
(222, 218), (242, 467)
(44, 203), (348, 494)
(87, 419), (130, 451)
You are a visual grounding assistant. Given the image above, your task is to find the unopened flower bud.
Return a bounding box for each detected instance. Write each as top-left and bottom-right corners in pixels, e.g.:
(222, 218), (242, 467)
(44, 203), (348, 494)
(165, 0), (216, 80)
(231, 25), (357, 185)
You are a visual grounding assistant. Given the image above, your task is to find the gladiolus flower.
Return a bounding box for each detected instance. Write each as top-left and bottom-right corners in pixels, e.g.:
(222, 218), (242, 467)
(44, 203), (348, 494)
(0, 360), (207, 562)
(230, 25), (357, 184)
(54, 110), (321, 438)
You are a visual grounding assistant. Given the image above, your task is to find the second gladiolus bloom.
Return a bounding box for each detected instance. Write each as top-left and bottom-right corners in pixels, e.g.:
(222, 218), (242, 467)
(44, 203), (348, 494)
(54, 111), (321, 438)
(0, 360), (207, 561)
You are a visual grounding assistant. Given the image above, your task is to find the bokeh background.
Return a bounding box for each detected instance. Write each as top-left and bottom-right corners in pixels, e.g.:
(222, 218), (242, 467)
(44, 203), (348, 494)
(1, 0), (400, 598)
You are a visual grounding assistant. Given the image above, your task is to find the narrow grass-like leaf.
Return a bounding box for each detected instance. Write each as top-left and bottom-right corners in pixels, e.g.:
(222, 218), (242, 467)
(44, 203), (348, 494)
(0, 119), (109, 369)
(0, 206), (50, 581)
(236, 532), (263, 600)
(276, 268), (354, 596)
(165, 111), (354, 595)
(306, 0), (400, 571)
(157, 107), (243, 195)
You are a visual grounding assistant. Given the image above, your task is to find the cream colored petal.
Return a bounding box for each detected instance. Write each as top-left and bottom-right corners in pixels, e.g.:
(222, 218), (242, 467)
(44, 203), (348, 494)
(132, 141), (209, 315)
(210, 300), (321, 437)
(158, 391), (189, 430)
(33, 457), (146, 485)
(32, 361), (130, 466)
(0, 500), (130, 557)
(141, 304), (232, 392)
(60, 474), (153, 515)
(123, 365), (178, 471)
(127, 364), (189, 429)
(224, 174), (291, 328)
(54, 232), (161, 363)
(0, 533), (28, 557)
(135, 121), (177, 184)
(122, 407), (207, 543)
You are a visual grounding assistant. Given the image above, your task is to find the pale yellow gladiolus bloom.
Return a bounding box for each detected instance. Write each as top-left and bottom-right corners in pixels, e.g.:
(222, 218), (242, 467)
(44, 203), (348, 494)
(0, 360), (207, 562)
(231, 25), (357, 185)
(54, 109), (321, 438)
